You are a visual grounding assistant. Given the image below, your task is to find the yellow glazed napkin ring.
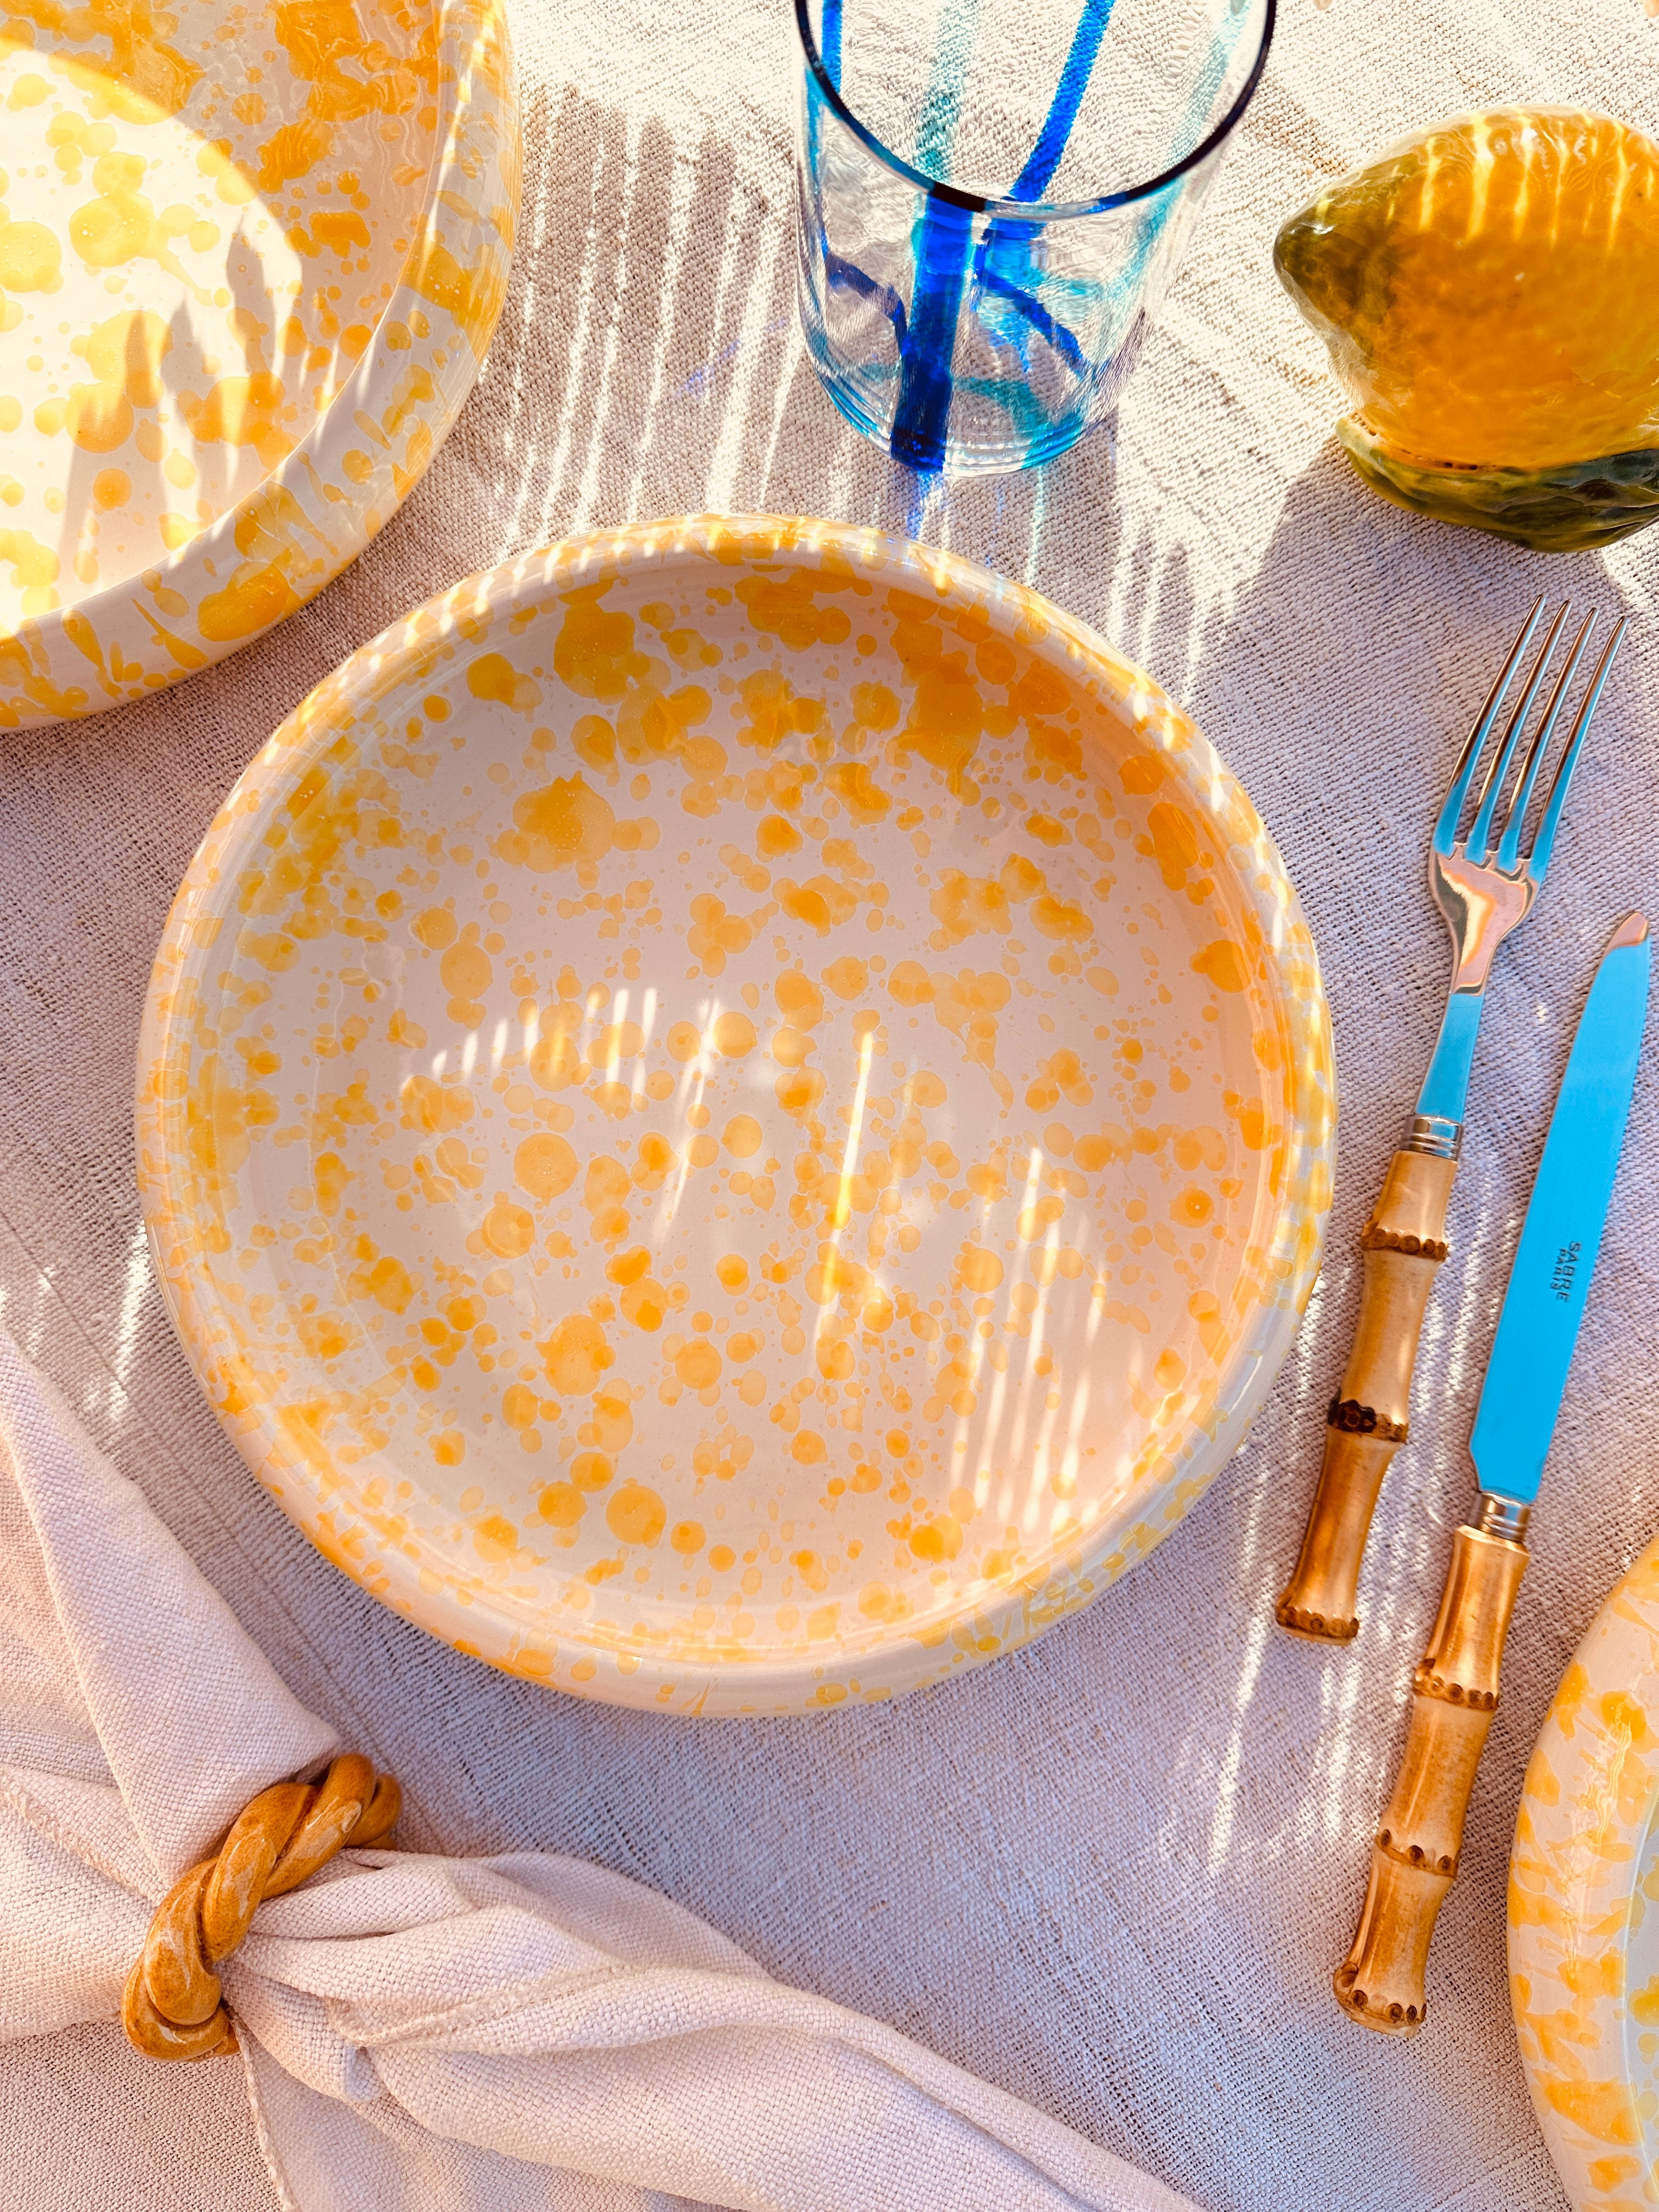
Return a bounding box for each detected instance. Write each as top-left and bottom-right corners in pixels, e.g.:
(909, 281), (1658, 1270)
(122, 1754), (400, 2062)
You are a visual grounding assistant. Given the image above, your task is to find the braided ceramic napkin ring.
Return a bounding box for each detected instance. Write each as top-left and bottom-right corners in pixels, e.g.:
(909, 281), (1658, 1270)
(122, 1754), (401, 2060)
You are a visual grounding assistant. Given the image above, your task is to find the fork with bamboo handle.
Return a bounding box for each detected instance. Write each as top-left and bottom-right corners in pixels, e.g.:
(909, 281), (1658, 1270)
(1277, 599), (1627, 1643)
(1336, 912), (1649, 2034)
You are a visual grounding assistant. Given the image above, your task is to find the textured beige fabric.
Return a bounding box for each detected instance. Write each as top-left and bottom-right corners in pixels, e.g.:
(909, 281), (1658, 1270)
(2, 0), (1658, 2204)
(0, 1336), (1195, 2212)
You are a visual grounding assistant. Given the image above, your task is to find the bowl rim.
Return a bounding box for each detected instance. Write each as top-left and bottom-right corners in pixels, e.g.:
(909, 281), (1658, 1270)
(0, 0), (517, 726)
(136, 511), (1335, 1716)
(1509, 1536), (1659, 2208)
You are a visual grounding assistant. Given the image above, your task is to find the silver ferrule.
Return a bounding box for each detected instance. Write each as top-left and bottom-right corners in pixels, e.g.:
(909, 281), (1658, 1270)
(1403, 1112), (1463, 1161)
(1474, 1492), (1531, 1544)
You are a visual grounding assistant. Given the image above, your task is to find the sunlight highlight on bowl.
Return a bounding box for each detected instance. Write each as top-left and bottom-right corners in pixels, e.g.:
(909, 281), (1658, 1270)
(0, 0), (517, 726)
(137, 514), (1333, 1713)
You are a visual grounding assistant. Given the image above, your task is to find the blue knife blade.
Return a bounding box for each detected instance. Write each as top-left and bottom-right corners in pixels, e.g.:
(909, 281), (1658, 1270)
(1470, 913), (1651, 1506)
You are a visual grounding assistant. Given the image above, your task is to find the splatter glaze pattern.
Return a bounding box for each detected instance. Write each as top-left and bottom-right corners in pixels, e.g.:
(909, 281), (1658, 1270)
(0, 0), (516, 728)
(137, 516), (1334, 1714)
(1511, 1539), (1659, 2210)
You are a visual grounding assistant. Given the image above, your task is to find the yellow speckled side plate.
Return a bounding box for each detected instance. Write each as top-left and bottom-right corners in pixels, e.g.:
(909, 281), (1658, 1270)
(0, 0), (516, 729)
(137, 515), (1334, 1715)
(1512, 1538), (1659, 2209)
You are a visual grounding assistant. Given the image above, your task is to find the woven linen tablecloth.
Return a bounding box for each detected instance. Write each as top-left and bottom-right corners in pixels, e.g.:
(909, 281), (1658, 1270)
(3, 0), (1657, 2206)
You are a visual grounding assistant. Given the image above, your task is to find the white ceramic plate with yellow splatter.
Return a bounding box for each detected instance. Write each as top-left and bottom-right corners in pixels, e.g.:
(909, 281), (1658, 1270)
(1511, 1536), (1659, 2208)
(138, 514), (1334, 1715)
(0, 0), (515, 728)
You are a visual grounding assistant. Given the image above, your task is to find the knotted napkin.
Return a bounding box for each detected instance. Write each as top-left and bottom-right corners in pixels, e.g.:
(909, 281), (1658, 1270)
(0, 1325), (1196, 2212)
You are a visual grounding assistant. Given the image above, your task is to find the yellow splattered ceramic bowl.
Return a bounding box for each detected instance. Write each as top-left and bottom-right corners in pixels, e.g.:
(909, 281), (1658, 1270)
(1511, 1536), (1659, 2207)
(137, 515), (1334, 1714)
(0, 0), (516, 729)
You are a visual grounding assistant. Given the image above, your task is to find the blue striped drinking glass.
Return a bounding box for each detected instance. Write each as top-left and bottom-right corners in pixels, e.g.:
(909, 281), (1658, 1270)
(794, 0), (1274, 475)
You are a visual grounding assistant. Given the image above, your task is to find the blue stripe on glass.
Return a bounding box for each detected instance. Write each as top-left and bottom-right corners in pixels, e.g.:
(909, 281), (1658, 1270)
(1011, 0), (1114, 200)
(890, 194), (978, 469)
(893, 0), (1111, 469)
(826, 250), (909, 347)
(822, 0), (1260, 470)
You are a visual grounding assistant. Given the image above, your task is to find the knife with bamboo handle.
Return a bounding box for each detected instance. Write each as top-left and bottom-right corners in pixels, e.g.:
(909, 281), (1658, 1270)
(1335, 910), (1651, 2036)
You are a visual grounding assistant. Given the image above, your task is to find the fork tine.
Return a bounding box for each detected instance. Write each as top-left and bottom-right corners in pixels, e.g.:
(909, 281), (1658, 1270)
(1465, 602), (1569, 863)
(1526, 614), (1628, 885)
(1433, 596), (1546, 857)
(1496, 611), (1596, 873)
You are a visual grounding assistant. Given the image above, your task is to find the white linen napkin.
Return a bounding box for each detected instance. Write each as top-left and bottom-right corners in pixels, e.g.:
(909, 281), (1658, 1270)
(0, 1325), (1198, 2212)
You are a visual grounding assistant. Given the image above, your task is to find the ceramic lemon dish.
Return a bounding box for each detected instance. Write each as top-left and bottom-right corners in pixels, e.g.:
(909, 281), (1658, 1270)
(138, 515), (1334, 1715)
(1277, 111), (1659, 551)
(0, 0), (517, 729)
(1512, 1537), (1659, 2208)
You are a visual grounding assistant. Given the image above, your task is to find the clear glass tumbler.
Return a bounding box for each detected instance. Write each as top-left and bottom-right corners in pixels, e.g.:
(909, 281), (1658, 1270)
(794, 0), (1274, 475)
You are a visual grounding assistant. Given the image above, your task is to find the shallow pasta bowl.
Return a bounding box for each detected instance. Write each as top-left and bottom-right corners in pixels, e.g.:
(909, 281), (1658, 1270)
(1512, 1538), (1659, 2209)
(0, 0), (516, 728)
(138, 515), (1334, 1714)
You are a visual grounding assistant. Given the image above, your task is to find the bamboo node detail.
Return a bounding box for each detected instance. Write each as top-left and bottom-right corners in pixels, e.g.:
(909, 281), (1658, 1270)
(1326, 1396), (1409, 1443)
(122, 1753), (400, 2062)
(1377, 1827), (1457, 1874)
(1275, 1596), (1359, 1641)
(1413, 1666), (1499, 1711)
(1335, 1967), (1425, 2030)
(1359, 1223), (1449, 1261)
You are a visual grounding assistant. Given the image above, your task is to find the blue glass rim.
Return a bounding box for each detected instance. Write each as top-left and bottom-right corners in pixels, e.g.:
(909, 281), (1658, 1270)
(793, 0), (1277, 219)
